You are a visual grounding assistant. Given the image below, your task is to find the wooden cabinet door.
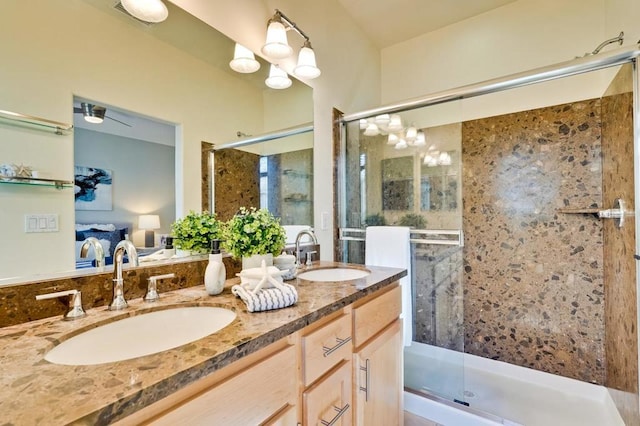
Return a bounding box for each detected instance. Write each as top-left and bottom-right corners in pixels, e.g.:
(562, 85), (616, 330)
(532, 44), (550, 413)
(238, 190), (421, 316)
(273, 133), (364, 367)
(304, 361), (353, 426)
(354, 320), (402, 426)
(150, 345), (297, 425)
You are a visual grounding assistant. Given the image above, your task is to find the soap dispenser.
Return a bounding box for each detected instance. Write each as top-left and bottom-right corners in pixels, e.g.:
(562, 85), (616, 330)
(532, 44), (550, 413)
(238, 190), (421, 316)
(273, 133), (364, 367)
(204, 239), (226, 295)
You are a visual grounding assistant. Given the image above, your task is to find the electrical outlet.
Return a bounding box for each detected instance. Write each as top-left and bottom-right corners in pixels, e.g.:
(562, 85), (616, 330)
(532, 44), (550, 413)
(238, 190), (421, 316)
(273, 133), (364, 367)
(25, 214), (59, 233)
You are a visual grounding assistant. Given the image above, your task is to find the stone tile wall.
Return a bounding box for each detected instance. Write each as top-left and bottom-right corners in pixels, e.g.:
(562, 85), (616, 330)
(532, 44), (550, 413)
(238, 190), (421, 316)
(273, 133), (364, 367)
(462, 99), (605, 384)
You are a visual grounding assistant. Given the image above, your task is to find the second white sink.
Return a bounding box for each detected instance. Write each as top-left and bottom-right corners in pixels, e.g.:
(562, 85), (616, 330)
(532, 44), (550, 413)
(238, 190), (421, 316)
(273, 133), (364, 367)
(297, 267), (370, 282)
(45, 306), (236, 365)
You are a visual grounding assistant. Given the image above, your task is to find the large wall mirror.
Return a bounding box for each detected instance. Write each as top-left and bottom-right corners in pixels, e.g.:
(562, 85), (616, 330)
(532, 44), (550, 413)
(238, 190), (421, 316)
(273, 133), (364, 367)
(211, 126), (314, 243)
(0, 0), (313, 284)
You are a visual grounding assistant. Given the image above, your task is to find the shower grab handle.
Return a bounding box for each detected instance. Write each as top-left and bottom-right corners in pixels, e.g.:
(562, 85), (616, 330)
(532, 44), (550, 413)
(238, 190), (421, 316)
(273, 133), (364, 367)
(598, 198), (633, 228)
(359, 358), (370, 402)
(322, 336), (352, 357)
(320, 403), (350, 426)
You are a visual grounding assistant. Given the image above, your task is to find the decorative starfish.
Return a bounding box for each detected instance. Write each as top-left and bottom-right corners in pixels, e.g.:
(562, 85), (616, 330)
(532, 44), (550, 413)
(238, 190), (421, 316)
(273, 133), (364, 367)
(12, 163), (33, 178)
(237, 260), (288, 294)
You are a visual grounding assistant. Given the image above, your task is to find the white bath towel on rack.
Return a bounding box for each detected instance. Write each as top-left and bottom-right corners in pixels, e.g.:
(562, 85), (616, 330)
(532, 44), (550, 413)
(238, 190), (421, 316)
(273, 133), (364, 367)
(365, 226), (412, 346)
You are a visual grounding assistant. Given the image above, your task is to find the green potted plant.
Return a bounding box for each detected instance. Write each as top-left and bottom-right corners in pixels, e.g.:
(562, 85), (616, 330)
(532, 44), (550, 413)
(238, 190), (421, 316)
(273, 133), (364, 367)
(398, 213), (426, 229)
(222, 207), (286, 269)
(365, 213), (387, 226)
(171, 210), (222, 253)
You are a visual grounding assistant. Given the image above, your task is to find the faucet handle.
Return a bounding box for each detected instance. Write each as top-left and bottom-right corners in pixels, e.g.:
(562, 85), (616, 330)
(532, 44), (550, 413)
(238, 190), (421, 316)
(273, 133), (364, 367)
(144, 273), (176, 302)
(305, 251), (317, 266)
(36, 289), (86, 320)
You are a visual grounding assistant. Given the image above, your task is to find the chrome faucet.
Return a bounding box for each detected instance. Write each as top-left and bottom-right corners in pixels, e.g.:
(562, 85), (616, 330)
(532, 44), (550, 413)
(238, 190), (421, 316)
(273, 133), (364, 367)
(79, 237), (106, 268)
(295, 229), (318, 268)
(109, 240), (139, 311)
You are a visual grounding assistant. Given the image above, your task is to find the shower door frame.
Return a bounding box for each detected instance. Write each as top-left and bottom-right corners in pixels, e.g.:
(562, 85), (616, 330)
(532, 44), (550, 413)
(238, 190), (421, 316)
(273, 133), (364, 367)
(336, 43), (640, 415)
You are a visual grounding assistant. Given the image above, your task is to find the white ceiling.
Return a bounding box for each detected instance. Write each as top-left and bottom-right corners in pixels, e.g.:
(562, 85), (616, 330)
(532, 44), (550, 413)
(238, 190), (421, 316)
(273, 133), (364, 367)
(337, 0), (519, 48)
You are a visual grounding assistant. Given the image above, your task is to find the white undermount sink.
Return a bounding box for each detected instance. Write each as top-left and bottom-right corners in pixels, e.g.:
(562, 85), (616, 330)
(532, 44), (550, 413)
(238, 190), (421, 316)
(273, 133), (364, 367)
(45, 306), (236, 365)
(297, 267), (370, 282)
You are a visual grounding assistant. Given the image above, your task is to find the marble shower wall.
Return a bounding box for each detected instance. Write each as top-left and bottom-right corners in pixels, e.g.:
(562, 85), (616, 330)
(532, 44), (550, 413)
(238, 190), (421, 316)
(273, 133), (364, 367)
(213, 148), (260, 221)
(462, 99), (606, 384)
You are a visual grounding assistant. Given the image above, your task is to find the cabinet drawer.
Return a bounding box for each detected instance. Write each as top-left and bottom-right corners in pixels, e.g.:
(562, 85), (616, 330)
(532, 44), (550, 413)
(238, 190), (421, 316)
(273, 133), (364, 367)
(303, 361), (352, 426)
(353, 284), (401, 348)
(151, 345), (297, 425)
(302, 312), (352, 386)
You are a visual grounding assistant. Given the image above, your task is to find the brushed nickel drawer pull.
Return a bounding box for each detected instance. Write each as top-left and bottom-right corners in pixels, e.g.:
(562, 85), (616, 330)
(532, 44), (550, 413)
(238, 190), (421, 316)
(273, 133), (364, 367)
(359, 358), (371, 401)
(322, 336), (352, 357)
(320, 403), (350, 426)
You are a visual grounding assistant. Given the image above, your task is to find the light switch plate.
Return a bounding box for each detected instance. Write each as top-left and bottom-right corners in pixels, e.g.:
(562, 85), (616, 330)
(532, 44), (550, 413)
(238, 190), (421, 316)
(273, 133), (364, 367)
(25, 214), (59, 233)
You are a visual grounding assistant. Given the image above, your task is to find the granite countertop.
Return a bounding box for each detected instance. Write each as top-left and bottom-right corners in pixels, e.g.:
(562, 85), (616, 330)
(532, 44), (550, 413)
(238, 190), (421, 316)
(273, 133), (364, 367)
(0, 261), (405, 425)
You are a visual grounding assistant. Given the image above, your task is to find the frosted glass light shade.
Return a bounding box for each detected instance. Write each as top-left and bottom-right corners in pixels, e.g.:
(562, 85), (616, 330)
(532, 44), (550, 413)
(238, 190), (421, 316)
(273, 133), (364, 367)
(395, 139), (408, 149)
(363, 123), (380, 136)
(121, 0), (168, 23)
(265, 64), (292, 89)
(405, 126), (417, 142)
(359, 119), (369, 130)
(415, 131), (426, 146)
(375, 114), (390, 126)
(294, 46), (321, 79)
(387, 133), (399, 145)
(138, 214), (160, 230)
(388, 114), (403, 132)
(261, 21), (293, 59)
(229, 43), (260, 73)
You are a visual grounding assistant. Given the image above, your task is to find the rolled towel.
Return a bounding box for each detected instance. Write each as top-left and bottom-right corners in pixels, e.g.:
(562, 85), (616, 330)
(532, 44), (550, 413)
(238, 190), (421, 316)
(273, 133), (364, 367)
(231, 283), (298, 313)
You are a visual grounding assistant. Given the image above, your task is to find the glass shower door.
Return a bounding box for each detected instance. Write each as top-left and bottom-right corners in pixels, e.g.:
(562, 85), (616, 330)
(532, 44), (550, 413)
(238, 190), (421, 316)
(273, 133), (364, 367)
(339, 102), (467, 404)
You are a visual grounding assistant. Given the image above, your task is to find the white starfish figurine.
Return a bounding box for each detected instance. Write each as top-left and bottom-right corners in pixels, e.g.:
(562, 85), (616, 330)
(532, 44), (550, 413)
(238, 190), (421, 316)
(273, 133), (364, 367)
(237, 259), (288, 294)
(12, 163), (32, 178)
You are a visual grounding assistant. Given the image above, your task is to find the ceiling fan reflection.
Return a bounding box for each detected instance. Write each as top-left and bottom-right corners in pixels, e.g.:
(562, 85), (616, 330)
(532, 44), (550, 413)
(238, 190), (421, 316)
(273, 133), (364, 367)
(73, 103), (132, 127)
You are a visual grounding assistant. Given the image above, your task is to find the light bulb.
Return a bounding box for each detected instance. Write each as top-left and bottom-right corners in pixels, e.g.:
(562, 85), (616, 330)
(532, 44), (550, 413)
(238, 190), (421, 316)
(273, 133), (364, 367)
(229, 43), (260, 73)
(261, 20), (293, 59)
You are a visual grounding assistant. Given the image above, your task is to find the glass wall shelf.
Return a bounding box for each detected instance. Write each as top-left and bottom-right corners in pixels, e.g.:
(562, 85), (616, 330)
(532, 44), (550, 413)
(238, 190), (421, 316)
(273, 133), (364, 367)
(0, 176), (73, 189)
(0, 109), (73, 135)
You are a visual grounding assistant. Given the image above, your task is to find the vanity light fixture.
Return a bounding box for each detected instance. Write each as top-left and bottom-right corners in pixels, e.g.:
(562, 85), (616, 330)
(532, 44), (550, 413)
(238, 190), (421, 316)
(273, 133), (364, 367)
(265, 64), (292, 90)
(229, 43), (261, 73)
(259, 9), (321, 80)
(120, 0), (168, 23)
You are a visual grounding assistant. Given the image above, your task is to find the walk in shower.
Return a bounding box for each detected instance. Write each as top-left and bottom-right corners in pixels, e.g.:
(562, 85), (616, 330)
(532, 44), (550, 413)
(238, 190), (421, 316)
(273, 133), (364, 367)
(337, 45), (640, 425)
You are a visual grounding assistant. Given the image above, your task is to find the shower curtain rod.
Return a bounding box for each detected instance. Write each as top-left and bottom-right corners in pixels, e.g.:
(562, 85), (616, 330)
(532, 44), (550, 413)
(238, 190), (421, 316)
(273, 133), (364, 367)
(215, 122), (313, 150)
(342, 43), (640, 123)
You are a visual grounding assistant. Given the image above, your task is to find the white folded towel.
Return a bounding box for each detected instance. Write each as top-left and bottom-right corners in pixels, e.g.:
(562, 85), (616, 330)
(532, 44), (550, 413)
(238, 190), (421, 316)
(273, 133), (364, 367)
(365, 226), (412, 346)
(231, 284), (298, 312)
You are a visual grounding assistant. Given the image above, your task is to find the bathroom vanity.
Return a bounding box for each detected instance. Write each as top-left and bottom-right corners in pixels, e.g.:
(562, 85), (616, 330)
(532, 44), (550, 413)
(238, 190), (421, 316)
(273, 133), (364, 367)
(0, 262), (405, 425)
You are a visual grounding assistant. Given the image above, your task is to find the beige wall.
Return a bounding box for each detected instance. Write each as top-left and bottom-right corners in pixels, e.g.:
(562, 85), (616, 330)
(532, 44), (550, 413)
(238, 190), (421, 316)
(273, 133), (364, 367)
(379, 0), (639, 125)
